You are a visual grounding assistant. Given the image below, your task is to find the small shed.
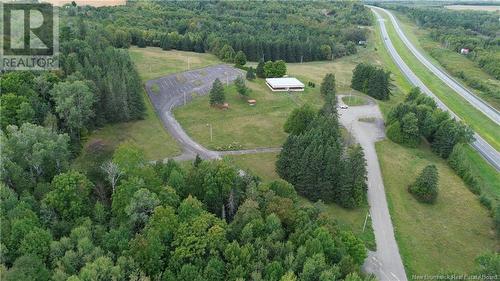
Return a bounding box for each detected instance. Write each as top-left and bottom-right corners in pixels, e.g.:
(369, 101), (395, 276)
(247, 99), (256, 106)
(460, 48), (470, 55)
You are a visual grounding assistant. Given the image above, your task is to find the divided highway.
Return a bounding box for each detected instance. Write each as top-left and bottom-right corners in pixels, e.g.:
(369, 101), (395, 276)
(369, 6), (500, 171)
(380, 7), (500, 125)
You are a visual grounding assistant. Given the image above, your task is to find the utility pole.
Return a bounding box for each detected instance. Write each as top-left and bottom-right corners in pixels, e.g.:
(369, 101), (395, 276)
(362, 212), (370, 232)
(207, 123), (213, 141)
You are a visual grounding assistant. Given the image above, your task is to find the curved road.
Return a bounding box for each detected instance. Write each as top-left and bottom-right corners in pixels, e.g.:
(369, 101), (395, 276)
(145, 65), (281, 161)
(369, 6), (500, 171)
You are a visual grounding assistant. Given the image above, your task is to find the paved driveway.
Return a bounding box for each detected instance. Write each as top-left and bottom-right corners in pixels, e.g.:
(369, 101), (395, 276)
(338, 95), (408, 281)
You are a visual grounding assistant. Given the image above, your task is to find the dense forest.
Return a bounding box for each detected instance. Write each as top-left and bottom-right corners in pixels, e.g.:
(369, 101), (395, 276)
(79, 1), (371, 62)
(380, 4), (500, 98)
(0, 141), (374, 281)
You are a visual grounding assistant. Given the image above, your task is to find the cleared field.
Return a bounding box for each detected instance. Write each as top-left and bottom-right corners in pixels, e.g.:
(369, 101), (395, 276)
(129, 47), (221, 81)
(76, 48), (221, 161)
(224, 152), (375, 250)
(380, 11), (500, 151)
(445, 5), (500, 12)
(376, 140), (496, 276)
(76, 90), (181, 162)
(287, 43), (383, 92)
(174, 79), (317, 150)
(394, 12), (500, 111)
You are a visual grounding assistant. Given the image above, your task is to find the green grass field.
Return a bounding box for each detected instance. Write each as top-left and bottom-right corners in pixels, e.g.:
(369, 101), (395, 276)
(342, 95), (368, 106)
(380, 11), (500, 151)
(224, 152), (375, 250)
(129, 47), (221, 81)
(174, 79), (321, 150)
(393, 12), (500, 111)
(376, 140), (496, 276)
(75, 90), (182, 162)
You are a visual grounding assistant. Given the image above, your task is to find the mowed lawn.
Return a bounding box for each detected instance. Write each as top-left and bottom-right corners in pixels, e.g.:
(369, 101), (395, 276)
(174, 38), (382, 150)
(129, 47), (221, 81)
(224, 152), (375, 250)
(174, 79), (322, 150)
(380, 11), (500, 151)
(376, 140), (496, 275)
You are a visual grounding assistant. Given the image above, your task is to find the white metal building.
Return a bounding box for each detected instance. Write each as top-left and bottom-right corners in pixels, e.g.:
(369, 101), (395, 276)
(265, 77), (304, 92)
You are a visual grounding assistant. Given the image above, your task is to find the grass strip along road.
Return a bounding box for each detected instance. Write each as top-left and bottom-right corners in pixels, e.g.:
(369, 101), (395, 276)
(369, 6), (500, 171)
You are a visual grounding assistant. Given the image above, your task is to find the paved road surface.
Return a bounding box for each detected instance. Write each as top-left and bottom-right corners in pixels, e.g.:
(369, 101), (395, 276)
(145, 65), (280, 160)
(369, 6), (500, 171)
(377, 7), (500, 125)
(338, 96), (408, 281)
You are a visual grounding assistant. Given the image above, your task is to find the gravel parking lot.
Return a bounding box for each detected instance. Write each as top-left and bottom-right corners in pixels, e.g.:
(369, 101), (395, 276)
(144, 64), (248, 159)
(146, 64), (243, 113)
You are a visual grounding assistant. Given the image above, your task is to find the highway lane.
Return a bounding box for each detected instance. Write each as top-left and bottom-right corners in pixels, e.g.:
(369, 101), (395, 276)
(369, 6), (500, 171)
(378, 7), (500, 125)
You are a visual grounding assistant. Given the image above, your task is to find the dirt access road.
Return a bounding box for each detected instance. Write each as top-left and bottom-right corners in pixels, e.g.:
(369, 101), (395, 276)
(338, 95), (408, 281)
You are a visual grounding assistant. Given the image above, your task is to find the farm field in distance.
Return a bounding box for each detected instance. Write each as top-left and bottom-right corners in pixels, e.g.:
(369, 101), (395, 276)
(444, 5), (500, 12)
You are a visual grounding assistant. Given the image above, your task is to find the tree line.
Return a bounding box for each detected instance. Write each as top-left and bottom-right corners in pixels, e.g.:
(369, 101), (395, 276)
(351, 63), (391, 100)
(386, 87), (473, 158)
(0, 14), (145, 152)
(81, 1), (371, 63)
(0, 138), (376, 281)
(382, 4), (500, 81)
(276, 74), (368, 208)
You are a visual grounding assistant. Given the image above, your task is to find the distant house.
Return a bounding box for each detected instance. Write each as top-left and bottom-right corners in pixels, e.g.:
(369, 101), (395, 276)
(460, 48), (470, 55)
(265, 77), (305, 92)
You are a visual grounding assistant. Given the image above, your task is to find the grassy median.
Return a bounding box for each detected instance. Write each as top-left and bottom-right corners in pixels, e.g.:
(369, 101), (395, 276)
(379, 11), (500, 151)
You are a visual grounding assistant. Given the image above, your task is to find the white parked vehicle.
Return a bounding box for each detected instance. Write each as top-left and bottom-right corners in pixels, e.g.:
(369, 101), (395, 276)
(340, 105), (348, 109)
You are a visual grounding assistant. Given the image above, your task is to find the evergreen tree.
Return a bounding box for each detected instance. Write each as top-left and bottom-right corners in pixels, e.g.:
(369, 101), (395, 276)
(256, 60), (265, 78)
(234, 51), (247, 66)
(409, 164), (439, 203)
(209, 79), (225, 106)
(338, 145), (367, 208)
(234, 76), (249, 97)
(246, 67), (256, 80)
(283, 104), (316, 135)
(219, 44), (236, 63)
(320, 73), (336, 98)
